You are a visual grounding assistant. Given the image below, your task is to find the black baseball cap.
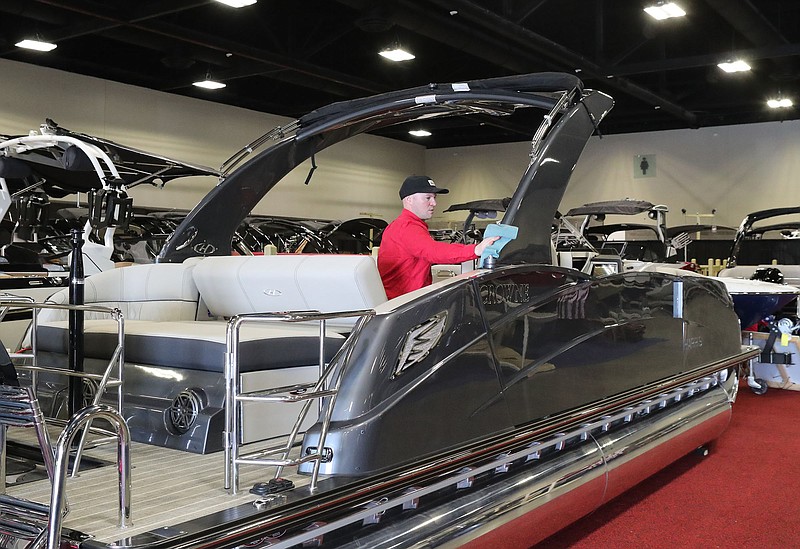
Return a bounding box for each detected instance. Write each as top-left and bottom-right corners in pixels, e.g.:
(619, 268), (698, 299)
(399, 175), (450, 199)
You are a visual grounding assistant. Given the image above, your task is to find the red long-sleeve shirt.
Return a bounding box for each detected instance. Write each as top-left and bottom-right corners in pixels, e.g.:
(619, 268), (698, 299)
(378, 209), (478, 299)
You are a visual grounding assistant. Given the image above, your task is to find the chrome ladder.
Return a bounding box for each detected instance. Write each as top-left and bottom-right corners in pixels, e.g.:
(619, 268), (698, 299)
(224, 309), (374, 494)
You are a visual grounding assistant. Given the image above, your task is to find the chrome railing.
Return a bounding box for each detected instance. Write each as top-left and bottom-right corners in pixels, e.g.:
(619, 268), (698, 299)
(0, 389), (131, 549)
(224, 309), (374, 494)
(45, 404), (131, 549)
(0, 300), (125, 472)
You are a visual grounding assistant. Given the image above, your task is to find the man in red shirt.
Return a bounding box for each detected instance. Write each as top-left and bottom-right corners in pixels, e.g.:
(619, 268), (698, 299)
(378, 175), (500, 299)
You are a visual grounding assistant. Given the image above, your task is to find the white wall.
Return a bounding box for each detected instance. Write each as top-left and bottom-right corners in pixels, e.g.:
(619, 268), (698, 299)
(428, 119), (800, 229)
(0, 58), (423, 221)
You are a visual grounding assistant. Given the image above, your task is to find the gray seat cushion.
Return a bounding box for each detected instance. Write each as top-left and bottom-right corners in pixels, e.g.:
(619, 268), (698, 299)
(36, 320), (345, 373)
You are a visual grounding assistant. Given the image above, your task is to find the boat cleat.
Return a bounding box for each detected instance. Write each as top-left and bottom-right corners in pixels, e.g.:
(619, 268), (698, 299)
(252, 494), (288, 511)
(402, 487), (422, 510)
(362, 497), (389, 525)
(494, 453), (512, 473)
(456, 467), (475, 489)
(250, 477), (294, 496)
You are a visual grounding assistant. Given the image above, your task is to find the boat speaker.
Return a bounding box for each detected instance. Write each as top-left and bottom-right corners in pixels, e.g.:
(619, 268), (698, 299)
(165, 388), (205, 435)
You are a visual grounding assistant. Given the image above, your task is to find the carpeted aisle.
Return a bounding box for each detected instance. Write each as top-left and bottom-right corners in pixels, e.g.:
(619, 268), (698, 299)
(537, 382), (800, 548)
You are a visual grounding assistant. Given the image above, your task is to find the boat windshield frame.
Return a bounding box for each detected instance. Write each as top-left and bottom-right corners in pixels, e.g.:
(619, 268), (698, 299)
(728, 206), (800, 267)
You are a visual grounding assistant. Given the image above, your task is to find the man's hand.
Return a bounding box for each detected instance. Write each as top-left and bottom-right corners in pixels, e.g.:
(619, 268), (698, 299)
(475, 236), (501, 256)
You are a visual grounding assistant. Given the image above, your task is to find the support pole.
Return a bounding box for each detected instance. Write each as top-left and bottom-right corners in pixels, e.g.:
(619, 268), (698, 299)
(68, 229), (85, 416)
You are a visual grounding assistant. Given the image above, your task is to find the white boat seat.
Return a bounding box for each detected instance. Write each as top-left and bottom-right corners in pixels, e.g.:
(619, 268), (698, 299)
(34, 254), (385, 371)
(37, 260), (203, 323)
(191, 254), (387, 328)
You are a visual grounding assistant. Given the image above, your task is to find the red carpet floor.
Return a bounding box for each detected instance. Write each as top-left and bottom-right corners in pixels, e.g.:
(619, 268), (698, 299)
(537, 382), (800, 548)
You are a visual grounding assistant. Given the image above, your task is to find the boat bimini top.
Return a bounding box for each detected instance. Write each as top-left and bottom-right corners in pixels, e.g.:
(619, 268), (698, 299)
(0, 119), (220, 271)
(0, 119), (220, 229)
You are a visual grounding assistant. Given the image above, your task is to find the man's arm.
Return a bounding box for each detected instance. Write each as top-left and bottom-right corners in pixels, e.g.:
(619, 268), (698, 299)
(408, 222), (500, 263)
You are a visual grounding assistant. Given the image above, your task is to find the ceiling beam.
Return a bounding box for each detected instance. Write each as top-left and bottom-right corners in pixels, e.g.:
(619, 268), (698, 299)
(702, 0), (797, 82)
(609, 42), (800, 77)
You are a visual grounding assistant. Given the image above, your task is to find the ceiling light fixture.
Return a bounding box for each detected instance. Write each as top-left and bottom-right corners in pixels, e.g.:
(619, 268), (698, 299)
(379, 48), (415, 62)
(214, 0), (257, 7)
(767, 98), (792, 109)
(15, 39), (57, 52)
(717, 59), (751, 73)
(193, 79), (226, 90)
(644, 2), (686, 20)
(408, 129), (431, 137)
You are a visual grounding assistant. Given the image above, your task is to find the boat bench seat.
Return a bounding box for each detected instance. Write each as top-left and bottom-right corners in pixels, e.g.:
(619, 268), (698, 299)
(35, 254), (387, 373)
(31, 254), (387, 452)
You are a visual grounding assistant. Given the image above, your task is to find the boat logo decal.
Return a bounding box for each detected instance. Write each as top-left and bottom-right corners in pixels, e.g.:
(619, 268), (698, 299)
(557, 284), (590, 319)
(480, 280), (530, 305)
(192, 241), (218, 255)
(394, 311), (448, 377)
(685, 336), (703, 350)
(264, 289), (283, 296)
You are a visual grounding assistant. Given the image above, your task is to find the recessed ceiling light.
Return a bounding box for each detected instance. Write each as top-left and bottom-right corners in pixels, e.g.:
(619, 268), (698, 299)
(644, 2), (686, 20)
(767, 98), (792, 109)
(214, 0), (257, 7)
(15, 39), (57, 52)
(379, 48), (415, 62)
(717, 60), (751, 73)
(193, 79), (227, 90)
(409, 129), (431, 137)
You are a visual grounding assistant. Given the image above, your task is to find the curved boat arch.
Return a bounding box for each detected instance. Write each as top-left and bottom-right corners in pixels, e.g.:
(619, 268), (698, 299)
(157, 73), (608, 264)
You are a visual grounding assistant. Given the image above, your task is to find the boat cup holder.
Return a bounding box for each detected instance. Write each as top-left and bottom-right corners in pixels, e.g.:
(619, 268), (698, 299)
(164, 388), (206, 435)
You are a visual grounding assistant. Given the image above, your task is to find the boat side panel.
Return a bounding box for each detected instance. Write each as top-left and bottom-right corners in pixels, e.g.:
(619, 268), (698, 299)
(307, 267), (743, 477)
(682, 276), (743, 368)
(317, 282), (512, 475)
(490, 272), (684, 425)
(490, 271), (742, 428)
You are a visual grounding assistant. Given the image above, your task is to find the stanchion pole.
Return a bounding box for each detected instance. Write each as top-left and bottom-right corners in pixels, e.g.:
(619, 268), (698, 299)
(68, 229), (85, 416)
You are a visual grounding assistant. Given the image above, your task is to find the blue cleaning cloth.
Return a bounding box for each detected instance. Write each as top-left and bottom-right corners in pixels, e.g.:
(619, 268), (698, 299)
(478, 222), (518, 268)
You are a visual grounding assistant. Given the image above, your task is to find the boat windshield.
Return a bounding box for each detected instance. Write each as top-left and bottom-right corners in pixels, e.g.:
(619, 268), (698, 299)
(737, 229), (800, 265)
